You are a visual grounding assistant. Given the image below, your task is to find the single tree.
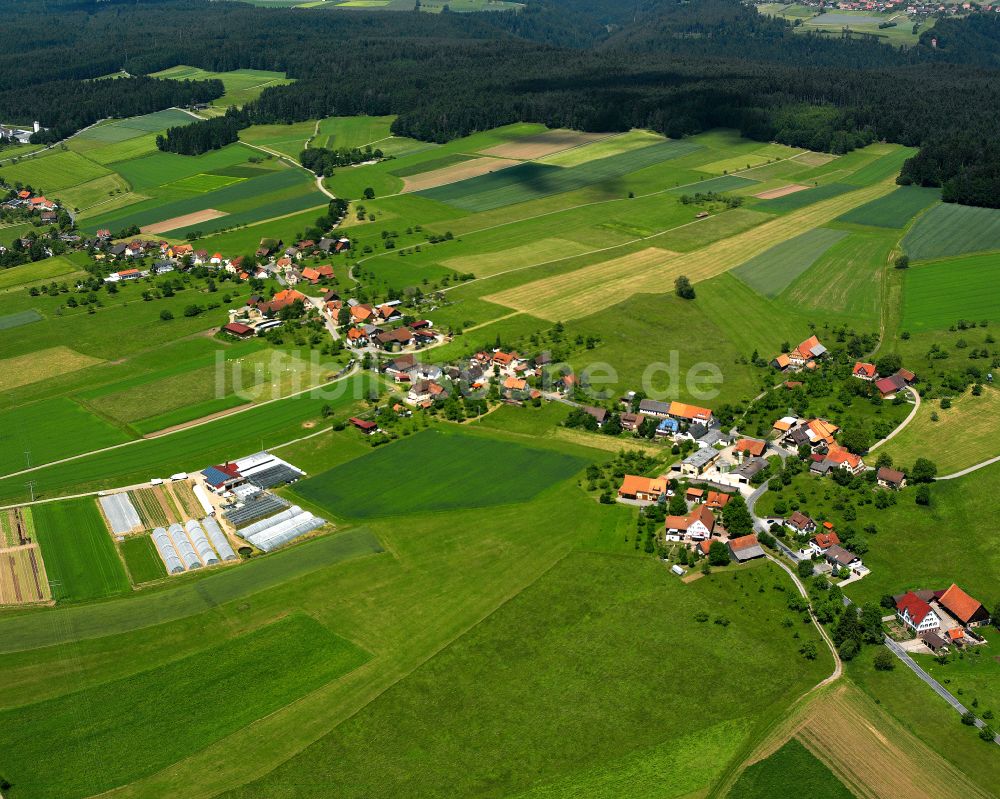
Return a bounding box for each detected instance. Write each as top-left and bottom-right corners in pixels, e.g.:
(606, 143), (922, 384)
(674, 275), (696, 299)
(708, 540), (730, 566)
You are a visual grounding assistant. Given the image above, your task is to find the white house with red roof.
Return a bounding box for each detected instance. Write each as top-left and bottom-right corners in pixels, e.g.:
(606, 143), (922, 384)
(664, 504), (716, 541)
(896, 591), (942, 633)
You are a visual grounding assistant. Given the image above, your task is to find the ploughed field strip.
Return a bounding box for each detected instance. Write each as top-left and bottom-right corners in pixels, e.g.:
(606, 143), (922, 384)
(0, 508), (50, 605)
(484, 179), (895, 320)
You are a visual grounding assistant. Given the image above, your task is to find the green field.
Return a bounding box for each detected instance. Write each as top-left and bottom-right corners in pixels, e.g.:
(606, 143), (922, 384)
(837, 185), (939, 228)
(0, 398), (133, 476)
(312, 114), (396, 150)
(903, 202), (1000, 261)
(0, 614), (369, 799)
(777, 230), (891, 324)
(389, 152), (473, 177)
(32, 498), (131, 602)
(0, 308), (42, 330)
(295, 427), (589, 519)
(0, 376), (373, 503)
(757, 182), (854, 213)
(162, 172), (246, 192)
(732, 227), (848, 297)
(419, 139), (703, 211)
(727, 738), (855, 799)
(150, 66), (294, 109)
(0, 149), (111, 192)
(901, 252), (1000, 330)
(120, 534), (167, 583)
(0, 255), (82, 291)
(221, 556), (830, 799)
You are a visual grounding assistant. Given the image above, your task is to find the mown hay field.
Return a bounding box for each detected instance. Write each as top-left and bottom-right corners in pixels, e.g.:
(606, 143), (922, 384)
(883, 387), (1000, 475)
(837, 184), (939, 229)
(732, 227), (848, 298)
(540, 129), (666, 167)
(32, 498), (130, 602)
(311, 114), (396, 150)
(756, 181), (854, 213)
(478, 128), (608, 160)
(902, 202), (1000, 261)
(486, 180), (894, 320)
(295, 428), (589, 519)
(401, 156), (520, 192)
(0, 255), (81, 291)
(900, 252), (1000, 330)
(779, 230), (893, 324)
(442, 236), (595, 277)
(0, 346), (103, 393)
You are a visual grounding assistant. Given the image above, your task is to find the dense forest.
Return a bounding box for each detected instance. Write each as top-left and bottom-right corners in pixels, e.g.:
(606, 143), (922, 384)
(2, 0), (1000, 204)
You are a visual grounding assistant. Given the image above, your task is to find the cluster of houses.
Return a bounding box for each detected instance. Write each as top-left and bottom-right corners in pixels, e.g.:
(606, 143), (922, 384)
(776, 512), (871, 578)
(334, 299), (442, 352)
(772, 335), (827, 372)
(377, 348), (546, 407)
(852, 361), (917, 398)
(894, 583), (992, 653)
(2, 189), (59, 219)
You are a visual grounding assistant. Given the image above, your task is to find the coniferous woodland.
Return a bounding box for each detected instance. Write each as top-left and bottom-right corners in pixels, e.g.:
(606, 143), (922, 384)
(2, 0), (1000, 204)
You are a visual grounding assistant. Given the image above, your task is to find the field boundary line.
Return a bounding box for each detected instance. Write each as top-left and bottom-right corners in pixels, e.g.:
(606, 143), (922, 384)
(0, 364), (360, 483)
(868, 386), (919, 451)
(936, 455), (1000, 480)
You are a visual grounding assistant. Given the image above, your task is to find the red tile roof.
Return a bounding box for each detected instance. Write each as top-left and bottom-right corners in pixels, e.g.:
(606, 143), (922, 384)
(938, 584), (984, 624)
(896, 591), (934, 625)
(729, 533), (759, 551)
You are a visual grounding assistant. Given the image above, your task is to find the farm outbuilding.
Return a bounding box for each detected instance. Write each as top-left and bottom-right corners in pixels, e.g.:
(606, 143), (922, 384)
(167, 523), (202, 570)
(151, 527), (185, 575)
(99, 493), (141, 534)
(201, 516), (237, 561)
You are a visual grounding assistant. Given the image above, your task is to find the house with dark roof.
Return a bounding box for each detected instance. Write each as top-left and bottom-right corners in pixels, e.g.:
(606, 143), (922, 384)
(876, 467), (906, 490)
(638, 398), (671, 418)
(824, 545), (868, 577)
(582, 406), (607, 427)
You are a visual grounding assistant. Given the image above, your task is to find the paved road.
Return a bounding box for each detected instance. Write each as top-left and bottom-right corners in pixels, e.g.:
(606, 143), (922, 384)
(869, 386), (920, 452)
(883, 637), (1000, 745)
(937, 455), (1000, 481)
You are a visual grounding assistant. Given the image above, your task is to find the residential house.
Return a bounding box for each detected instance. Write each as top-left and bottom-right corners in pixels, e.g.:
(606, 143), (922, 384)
(668, 401), (713, 425)
(582, 406), (607, 427)
(937, 583), (991, 627)
(502, 376), (528, 394)
(300, 265), (334, 284)
(876, 467), (906, 490)
(384, 354), (418, 379)
(617, 475), (667, 502)
(808, 530), (840, 557)
(896, 591), (942, 633)
(350, 304), (375, 325)
(620, 412), (644, 432)
(772, 416), (798, 436)
(374, 327), (415, 350)
(728, 534), (765, 562)
(655, 417), (679, 438)
(785, 511), (816, 534)
(375, 304), (402, 324)
(825, 545), (867, 577)
(820, 445), (866, 475)
(852, 362), (877, 381)
(346, 327), (369, 347)
(664, 504), (716, 541)
(407, 380), (447, 405)
(733, 437), (767, 461)
(789, 335), (827, 367)
(706, 491), (731, 510)
(256, 289), (308, 316)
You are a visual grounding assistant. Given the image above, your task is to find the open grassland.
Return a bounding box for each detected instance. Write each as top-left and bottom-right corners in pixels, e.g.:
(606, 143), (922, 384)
(295, 427), (588, 519)
(837, 185), (939, 229)
(900, 253), (1000, 330)
(779, 230), (894, 324)
(32, 498), (130, 602)
(883, 387), (1000, 475)
(120, 534), (167, 584)
(0, 255), (82, 292)
(847, 659), (1000, 797)
(312, 114), (396, 150)
(902, 202), (1000, 261)
(0, 375), (374, 504)
(442, 236), (595, 277)
(732, 227), (848, 298)
(0, 346), (104, 393)
(565, 291), (763, 407)
(484, 180), (894, 320)
(419, 139), (702, 211)
(220, 557), (829, 799)
(0, 398), (133, 476)
(240, 120), (316, 158)
(0, 614), (369, 799)
(151, 66), (293, 109)
(0, 148), (111, 192)
(913, 628), (1000, 725)
(727, 738), (855, 799)
(656, 208), (773, 251)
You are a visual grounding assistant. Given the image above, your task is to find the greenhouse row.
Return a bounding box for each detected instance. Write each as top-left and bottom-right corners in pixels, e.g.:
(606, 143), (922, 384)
(237, 506), (326, 552)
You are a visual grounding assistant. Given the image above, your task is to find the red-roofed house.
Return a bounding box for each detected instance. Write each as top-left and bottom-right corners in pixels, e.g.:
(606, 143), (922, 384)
(733, 438), (766, 461)
(853, 362), (877, 380)
(664, 504), (716, 541)
(808, 531), (840, 557)
(617, 475), (667, 502)
(896, 592), (941, 633)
